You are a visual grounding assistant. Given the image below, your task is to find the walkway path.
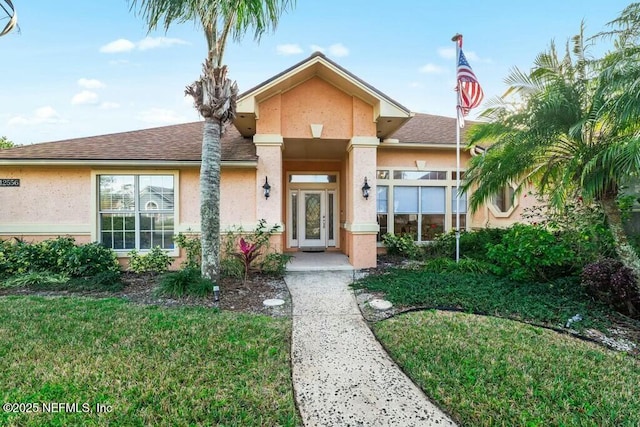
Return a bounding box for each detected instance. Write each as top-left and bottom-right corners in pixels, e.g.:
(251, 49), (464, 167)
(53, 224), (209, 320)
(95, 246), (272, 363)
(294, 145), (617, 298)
(286, 270), (456, 426)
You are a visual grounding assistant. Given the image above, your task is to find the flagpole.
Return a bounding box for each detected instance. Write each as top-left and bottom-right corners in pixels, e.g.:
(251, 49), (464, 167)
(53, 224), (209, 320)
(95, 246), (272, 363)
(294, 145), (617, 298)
(452, 33), (462, 263)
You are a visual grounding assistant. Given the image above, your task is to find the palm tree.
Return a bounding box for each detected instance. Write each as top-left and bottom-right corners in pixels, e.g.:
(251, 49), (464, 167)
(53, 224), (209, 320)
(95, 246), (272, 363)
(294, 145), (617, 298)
(130, 0), (295, 282)
(461, 23), (640, 298)
(1, 0), (18, 37)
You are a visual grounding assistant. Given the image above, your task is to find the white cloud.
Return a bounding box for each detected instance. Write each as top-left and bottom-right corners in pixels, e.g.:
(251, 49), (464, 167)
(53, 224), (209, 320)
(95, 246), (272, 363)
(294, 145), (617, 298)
(100, 38), (136, 53)
(100, 37), (189, 54)
(78, 78), (105, 89)
(309, 43), (349, 58)
(137, 108), (187, 125)
(8, 106), (66, 125)
(409, 82), (425, 88)
(71, 90), (99, 106)
(138, 36), (188, 50)
(276, 43), (303, 55)
(419, 63), (444, 74)
(99, 102), (120, 110)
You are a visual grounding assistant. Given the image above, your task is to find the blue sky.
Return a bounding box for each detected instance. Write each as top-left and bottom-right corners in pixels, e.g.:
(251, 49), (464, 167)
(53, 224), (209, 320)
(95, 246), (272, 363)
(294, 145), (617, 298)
(0, 0), (632, 145)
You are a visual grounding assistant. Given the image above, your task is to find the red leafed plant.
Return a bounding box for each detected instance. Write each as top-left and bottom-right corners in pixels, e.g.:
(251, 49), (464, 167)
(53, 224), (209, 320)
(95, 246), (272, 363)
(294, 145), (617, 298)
(235, 237), (260, 283)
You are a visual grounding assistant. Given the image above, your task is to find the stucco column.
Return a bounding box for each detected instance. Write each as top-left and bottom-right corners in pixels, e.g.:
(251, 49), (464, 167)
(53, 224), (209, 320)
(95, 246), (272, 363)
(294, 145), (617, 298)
(346, 136), (379, 268)
(254, 134), (284, 249)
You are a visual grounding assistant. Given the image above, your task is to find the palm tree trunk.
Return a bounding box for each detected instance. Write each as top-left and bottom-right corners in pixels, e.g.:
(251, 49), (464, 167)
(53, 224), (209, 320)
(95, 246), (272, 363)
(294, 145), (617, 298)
(601, 197), (640, 298)
(200, 118), (222, 282)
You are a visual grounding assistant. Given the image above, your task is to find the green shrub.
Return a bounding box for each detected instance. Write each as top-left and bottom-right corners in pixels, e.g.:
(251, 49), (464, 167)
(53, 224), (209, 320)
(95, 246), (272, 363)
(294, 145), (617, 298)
(486, 224), (576, 282)
(382, 233), (422, 259)
(260, 252), (293, 277)
(0, 238), (119, 278)
(128, 246), (172, 274)
(63, 242), (120, 277)
(425, 228), (509, 260)
(423, 257), (498, 275)
(174, 233), (201, 269)
(157, 267), (213, 297)
(523, 196), (615, 266)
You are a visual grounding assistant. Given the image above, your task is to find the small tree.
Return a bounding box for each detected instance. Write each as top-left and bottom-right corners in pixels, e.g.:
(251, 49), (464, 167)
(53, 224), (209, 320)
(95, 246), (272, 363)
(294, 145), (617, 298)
(0, 136), (15, 149)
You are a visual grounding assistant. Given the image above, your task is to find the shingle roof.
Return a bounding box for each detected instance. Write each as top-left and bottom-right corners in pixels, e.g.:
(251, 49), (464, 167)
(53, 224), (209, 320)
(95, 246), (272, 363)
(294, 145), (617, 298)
(0, 113), (476, 163)
(389, 113), (473, 144)
(0, 121), (257, 162)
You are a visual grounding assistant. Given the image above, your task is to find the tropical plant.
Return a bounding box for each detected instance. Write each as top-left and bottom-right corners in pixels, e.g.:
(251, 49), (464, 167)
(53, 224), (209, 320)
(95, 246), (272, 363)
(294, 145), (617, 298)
(234, 237), (259, 282)
(130, 0), (296, 283)
(462, 17), (640, 298)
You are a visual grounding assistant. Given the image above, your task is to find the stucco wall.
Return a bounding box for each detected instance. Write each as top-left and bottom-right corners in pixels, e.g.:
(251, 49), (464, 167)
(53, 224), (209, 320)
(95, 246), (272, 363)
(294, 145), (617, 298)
(259, 77), (376, 140)
(179, 167), (257, 230)
(0, 167), (91, 236)
(377, 147), (472, 168)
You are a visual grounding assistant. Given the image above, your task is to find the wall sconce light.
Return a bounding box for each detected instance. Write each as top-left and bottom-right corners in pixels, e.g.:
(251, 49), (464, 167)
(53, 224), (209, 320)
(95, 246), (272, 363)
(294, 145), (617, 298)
(362, 177), (371, 200)
(262, 177), (271, 199)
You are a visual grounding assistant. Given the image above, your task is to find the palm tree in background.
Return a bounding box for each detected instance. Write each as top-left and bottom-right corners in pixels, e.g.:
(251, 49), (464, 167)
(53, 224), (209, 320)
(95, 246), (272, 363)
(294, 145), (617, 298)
(461, 17), (640, 299)
(1, 0), (18, 36)
(130, 0), (295, 282)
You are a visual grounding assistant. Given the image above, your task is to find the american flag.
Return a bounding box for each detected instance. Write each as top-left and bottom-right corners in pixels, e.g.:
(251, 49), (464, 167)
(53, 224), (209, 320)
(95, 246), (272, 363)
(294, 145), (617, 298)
(456, 39), (483, 125)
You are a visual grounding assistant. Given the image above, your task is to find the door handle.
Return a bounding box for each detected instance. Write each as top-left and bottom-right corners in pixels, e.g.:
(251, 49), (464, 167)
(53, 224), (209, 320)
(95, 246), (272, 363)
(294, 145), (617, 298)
(322, 215), (326, 228)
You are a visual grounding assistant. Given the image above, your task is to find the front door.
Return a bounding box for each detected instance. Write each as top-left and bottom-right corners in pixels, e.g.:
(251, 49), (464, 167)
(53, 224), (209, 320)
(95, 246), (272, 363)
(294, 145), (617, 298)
(300, 190), (325, 248)
(289, 189), (337, 249)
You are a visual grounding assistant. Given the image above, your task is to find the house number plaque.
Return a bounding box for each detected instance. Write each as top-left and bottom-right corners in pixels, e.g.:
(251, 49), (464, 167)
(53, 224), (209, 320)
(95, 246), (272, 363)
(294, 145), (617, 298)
(0, 179), (20, 187)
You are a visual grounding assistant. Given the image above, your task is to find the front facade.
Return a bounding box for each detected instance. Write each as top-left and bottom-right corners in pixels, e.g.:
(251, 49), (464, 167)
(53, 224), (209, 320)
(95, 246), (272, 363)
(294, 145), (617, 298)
(0, 53), (532, 269)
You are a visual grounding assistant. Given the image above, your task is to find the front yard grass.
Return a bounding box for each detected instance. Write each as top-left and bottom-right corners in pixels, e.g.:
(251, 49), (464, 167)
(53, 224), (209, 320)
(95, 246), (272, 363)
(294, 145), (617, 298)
(355, 266), (640, 425)
(0, 296), (300, 426)
(375, 310), (640, 426)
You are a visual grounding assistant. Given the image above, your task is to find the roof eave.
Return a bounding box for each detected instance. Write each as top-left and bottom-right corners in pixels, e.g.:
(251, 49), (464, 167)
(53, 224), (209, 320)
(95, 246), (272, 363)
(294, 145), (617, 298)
(0, 159), (258, 168)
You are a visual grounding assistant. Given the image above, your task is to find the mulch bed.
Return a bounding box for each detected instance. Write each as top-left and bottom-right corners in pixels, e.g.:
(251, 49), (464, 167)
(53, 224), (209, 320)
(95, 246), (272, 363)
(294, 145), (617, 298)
(0, 272), (291, 317)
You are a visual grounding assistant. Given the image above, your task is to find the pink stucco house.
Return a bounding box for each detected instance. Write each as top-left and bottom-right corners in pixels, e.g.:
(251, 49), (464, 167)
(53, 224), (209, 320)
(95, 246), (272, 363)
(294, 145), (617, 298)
(0, 53), (530, 269)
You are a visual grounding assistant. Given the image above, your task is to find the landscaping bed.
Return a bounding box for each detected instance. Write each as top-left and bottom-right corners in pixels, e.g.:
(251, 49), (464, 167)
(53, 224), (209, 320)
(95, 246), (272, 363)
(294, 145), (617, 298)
(0, 272), (291, 316)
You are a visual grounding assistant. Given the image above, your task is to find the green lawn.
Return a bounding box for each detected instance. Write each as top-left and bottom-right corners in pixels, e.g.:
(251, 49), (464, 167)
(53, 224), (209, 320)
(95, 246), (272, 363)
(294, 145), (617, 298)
(0, 296), (300, 426)
(376, 310), (640, 426)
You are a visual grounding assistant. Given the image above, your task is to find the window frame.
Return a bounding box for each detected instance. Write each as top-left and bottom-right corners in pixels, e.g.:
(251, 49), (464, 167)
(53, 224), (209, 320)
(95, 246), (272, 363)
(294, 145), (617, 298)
(376, 168), (469, 245)
(488, 183), (518, 217)
(92, 171), (179, 256)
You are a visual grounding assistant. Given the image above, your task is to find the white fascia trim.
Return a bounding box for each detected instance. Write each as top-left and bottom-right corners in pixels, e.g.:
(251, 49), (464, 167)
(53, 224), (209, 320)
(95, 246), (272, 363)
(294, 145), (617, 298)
(347, 137), (379, 151)
(343, 222), (379, 234)
(0, 160), (257, 168)
(222, 161), (259, 168)
(0, 224), (92, 235)
(253, 134), (284, 145)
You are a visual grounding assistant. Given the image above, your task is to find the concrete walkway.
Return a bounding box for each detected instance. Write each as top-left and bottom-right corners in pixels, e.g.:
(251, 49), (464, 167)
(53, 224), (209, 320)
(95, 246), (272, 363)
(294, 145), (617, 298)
(286, 271), (456, 427)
